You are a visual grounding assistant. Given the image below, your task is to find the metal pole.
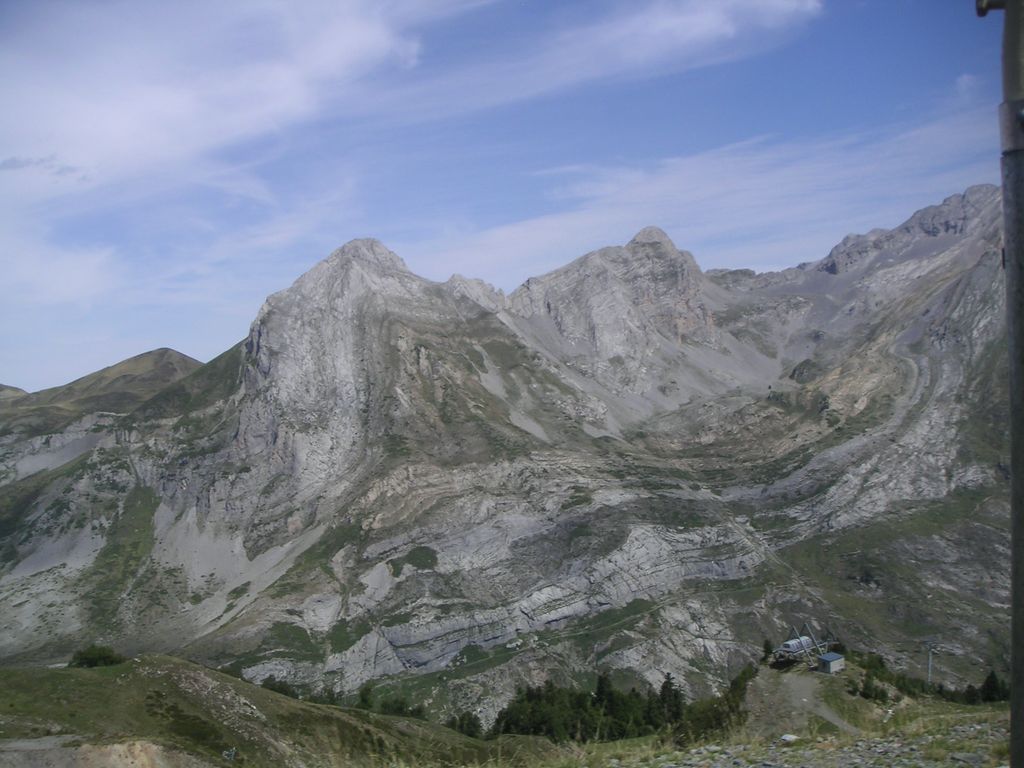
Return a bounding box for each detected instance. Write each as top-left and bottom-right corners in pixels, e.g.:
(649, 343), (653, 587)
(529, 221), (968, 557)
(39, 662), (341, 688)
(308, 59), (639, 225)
(978, 1), (1024, 762)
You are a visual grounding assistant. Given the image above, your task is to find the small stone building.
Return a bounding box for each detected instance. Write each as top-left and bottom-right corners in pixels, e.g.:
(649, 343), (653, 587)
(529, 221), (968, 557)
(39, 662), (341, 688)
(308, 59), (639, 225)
(818, 651), (845, 674)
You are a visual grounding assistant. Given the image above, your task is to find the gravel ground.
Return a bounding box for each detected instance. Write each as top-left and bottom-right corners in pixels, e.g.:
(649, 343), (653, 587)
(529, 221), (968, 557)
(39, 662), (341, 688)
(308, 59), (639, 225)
(601, 722), (1009, 768)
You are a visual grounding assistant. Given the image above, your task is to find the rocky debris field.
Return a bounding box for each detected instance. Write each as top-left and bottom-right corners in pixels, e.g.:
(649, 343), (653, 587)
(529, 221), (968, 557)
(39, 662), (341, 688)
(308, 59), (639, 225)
(592, 722), (1009, 768)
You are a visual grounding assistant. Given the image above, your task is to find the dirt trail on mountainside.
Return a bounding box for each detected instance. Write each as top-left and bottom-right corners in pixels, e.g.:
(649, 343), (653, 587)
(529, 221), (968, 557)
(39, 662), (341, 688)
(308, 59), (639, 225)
(744, 667), (860, 738)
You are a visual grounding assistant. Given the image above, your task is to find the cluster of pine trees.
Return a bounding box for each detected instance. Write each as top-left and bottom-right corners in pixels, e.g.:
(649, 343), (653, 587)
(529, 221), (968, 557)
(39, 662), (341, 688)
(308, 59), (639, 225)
(260, 664), (758, 745)
(938, 670), (1010, 705)
(478, 667), (757, 745)
(253, 646), (1008, 748)
(845, 651), (1010, 705)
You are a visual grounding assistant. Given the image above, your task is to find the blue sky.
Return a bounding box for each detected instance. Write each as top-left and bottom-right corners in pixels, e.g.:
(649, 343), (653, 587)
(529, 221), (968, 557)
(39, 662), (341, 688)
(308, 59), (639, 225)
(0, 0), (1003, 391)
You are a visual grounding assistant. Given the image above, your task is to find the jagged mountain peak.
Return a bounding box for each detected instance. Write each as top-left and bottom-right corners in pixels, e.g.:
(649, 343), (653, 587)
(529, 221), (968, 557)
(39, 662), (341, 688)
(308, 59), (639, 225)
(563, 225), (703, 285)
(951, 182), (1000, 209)
(326, 237), (410, 274)
(504, 228), (720, 399)
(901, 183), (1000, 238)
(512, 225), (701, 300)
(628, 225), (676, 247)
(258, 238), (422, 324)
(625, 225), (702, 279)
(444, 274), (506, 313)
(814, 184), (1001, 276)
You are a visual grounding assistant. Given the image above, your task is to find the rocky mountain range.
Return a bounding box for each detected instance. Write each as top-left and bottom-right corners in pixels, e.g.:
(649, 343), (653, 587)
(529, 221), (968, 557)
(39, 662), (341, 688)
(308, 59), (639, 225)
(0, 184), (1009, 724)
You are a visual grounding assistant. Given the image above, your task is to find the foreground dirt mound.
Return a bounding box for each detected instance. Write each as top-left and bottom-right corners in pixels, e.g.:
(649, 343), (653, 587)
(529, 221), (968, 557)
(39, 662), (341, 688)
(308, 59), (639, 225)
(0, 738), (215, 768)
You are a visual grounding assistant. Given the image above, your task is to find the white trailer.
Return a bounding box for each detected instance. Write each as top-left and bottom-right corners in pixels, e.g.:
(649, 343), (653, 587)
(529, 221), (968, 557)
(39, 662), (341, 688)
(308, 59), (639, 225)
(779, 636), (814, 654)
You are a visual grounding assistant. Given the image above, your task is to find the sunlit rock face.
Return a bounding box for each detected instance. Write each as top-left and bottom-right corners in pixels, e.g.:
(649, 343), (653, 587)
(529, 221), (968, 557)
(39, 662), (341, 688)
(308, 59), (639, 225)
(0, 185), (1009, 725)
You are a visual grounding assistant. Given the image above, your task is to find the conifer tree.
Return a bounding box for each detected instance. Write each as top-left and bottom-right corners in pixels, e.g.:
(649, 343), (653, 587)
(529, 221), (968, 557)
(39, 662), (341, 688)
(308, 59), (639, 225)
(659, 672), (683, 723)
(980, 670), (1009, 702)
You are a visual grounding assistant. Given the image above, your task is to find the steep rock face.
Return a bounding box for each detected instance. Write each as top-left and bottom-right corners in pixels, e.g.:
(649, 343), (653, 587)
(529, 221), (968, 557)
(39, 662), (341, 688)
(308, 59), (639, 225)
(506, 227), (776, 413)
(815, 185), (1000, 276)
(0, 185), (1010, 726)
(509, 227), (712, 353)
(234, 239), (436, 510)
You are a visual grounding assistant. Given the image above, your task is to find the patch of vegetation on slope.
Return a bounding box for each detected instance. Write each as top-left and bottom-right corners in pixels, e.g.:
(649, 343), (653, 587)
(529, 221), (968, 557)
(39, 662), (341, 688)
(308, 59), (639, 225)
(84, 485), (160, 627)
(374, 309), (597, 469)
(266, 520), (364, 597)
(0, 655), (559, 767)
(389, 545), (438, 576)
(956, 335), (1010, 468)
(134, 343), (244, 421)
(489, 666), (757, 745)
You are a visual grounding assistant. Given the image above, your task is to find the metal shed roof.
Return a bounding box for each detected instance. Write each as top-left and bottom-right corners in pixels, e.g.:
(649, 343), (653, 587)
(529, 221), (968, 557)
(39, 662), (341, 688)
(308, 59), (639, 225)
(819, 652), (844, 662)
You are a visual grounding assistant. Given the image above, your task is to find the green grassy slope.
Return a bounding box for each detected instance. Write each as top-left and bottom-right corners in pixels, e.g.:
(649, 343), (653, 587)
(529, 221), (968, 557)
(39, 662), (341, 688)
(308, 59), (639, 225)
(135, 343), (244, 421)
(0, 384), (27, 400)
(0, 655), (559, 767)
(0, 348), (201, 436)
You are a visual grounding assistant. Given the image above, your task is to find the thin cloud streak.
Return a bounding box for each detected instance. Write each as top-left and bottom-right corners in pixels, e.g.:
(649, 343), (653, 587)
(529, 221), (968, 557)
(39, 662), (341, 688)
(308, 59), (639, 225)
(0, 222), (121, 307)
(358, 0), (822, 121)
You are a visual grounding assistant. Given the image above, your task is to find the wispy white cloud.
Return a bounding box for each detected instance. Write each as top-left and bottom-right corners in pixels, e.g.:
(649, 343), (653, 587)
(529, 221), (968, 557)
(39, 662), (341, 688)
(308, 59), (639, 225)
(398, 103), (999, 287)
(0, 218), (121, 306)
(0, 0), (822, 205)
(0, 1), (427, 203)
(129, 186), (363, 306)
(534, 0), (822, 86)
(955, 73), (979, 97)
(359, 0), (822, 119)
(0, 0), (825, 315)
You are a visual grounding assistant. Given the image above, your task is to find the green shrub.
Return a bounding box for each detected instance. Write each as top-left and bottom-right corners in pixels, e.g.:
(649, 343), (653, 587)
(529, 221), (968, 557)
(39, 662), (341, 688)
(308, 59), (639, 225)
(859, 673), (889, 703)
(261, 675), (298, 698)
(445, 711), (483, 738)
(674, 664), (758, 746)
(846, 649), (1009, 705)
(378, 694), (425, 719)
(357, 683), (374, 710)
(68, 644), (126, 668)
